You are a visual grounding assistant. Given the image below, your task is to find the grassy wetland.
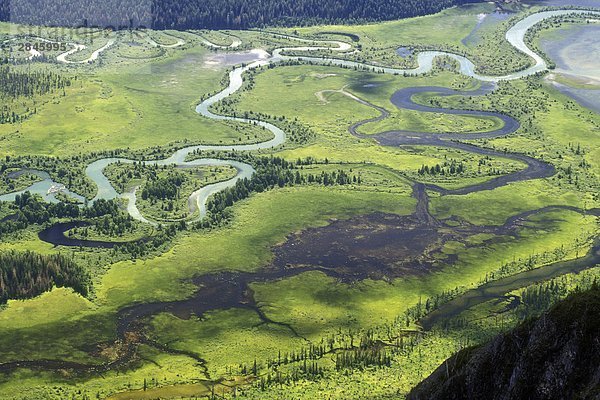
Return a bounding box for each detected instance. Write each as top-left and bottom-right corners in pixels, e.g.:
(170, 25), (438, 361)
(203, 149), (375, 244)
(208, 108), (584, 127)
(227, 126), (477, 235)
(0, 2), (598, 400)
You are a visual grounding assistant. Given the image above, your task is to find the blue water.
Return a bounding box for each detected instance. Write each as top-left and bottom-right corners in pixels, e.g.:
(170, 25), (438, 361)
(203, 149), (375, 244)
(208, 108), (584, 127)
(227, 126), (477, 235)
(462, 11), (512, 47)
(396, 47), (413, 58)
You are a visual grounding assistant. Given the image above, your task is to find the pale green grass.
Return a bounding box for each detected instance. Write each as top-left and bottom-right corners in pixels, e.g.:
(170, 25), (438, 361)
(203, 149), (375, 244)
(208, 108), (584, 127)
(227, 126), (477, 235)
(0, 347), (207, 400)
(0, 47), (269, 156)
(430, 179), (587, 225)
(149, 309), (305, 376)
(279, 5), (487, 49)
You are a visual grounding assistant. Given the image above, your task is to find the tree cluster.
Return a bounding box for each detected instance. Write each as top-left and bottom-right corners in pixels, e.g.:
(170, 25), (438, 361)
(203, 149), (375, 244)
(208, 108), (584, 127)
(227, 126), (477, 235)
(418, 161), (465, 176)
(0, 191), (80, 236)
(0, 65), (71, 124)
(202, 156), (358, 226)
(0, 66), (70, 98)
(140, 172), (184, 201)
(0, 250), (89, 303)
(335, 347), (391, 371)
(0, 193), (127, 238)
(84, 198), (136, 236)
(115, 223), (184, 259)
(516, 276), (600, 321)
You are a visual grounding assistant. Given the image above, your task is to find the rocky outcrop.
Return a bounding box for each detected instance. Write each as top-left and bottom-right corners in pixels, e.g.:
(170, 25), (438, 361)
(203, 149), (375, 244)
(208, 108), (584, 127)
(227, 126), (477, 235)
(408, 284), (600, 400)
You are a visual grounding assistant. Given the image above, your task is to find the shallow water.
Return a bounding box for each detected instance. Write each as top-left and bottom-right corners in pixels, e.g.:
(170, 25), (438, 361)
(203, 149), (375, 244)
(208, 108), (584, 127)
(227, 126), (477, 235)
(550, 82), (600, 113)
(0, 178), (86, 204)
(462, 11), (512, 47)
(38, 222), (123, 248)
(541, 24), (600, 82)
(203, 49), (269, 67)
(420, 235), (600, 329)
(541, 24), (600, 112)
(396, 47), (413, 58)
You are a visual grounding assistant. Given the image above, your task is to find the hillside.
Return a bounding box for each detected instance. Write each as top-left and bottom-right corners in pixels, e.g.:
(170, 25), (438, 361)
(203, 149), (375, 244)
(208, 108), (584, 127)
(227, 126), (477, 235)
(408, 284), (600, 400)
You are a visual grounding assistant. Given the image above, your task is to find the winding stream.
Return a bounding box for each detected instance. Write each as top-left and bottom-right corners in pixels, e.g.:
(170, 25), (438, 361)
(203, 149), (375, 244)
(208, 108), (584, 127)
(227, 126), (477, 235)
(347, 83), (555, 195)
(420, 234), (600, 330)
(5, 9), (598, 225)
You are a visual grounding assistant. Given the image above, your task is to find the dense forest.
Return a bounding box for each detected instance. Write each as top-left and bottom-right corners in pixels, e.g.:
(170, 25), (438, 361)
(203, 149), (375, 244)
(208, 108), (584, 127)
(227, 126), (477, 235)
(1, 0), (481, 30)
(0, 1), (6, 23)
(151, 0), (482, 29)
(0, 250), (89, 303)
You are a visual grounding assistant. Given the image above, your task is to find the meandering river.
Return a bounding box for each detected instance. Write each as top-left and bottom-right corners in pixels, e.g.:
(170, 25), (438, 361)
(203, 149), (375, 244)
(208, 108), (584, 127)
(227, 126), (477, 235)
(5, 9), (597, 226)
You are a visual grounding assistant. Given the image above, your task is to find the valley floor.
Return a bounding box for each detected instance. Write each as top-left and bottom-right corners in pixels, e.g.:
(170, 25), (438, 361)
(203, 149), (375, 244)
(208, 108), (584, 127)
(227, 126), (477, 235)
(0, 3), (598, 399)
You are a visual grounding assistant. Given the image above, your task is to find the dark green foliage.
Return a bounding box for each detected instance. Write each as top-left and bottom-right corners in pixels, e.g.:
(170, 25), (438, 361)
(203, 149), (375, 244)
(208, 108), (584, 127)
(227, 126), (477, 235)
(115, 223), (184, 259)
(0, 250), (89, 303)
(84, 199), (136, 237)
(84, 198), (118, 218)
(418, 160), (465, 176)
(0, 193), (131, 238)
(141, 172), (184, 201)
(0, 66), (70, 98)
(154, 0), (482, 29)
(515, 274), (600, 320)
(335, 347), (391, 370)
(14, 191), (80, 222)
(403, 288), (461, 326)
(152, 0), (482, 29)
(1, 0), (482, 30)
(0, 0), (7, 21)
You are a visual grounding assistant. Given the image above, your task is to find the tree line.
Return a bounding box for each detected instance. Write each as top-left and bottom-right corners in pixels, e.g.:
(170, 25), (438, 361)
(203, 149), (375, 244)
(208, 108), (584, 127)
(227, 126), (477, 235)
(201, 156), (359, 227)
(0, 250), (89, 303)
(335, 346), (391, 371)
(0, 0), (481, 30)
(0, 66), (70, 98)
(516, 276), (600, 320)
(155, 0), (482, 30)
